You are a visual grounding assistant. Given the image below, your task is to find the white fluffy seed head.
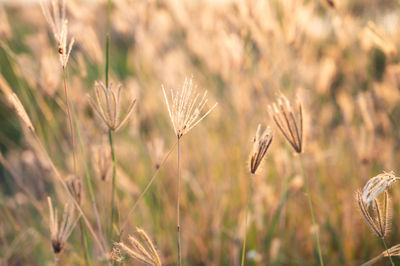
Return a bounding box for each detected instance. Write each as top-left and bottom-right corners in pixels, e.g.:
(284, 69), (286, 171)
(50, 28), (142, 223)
(361, 171), (399, 208)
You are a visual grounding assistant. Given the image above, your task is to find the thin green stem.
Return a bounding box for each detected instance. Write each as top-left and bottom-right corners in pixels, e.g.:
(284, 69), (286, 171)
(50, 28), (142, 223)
(241, 175), (253, 266)
(299, 155), (324, 266)
(177, 137), (182, 266)
(79, 219), (92, 266)
(109, 129), (117, 244)
(72, 104), (106, 254)
(381, 238), (395, 266)
(105, 0), (111, 87)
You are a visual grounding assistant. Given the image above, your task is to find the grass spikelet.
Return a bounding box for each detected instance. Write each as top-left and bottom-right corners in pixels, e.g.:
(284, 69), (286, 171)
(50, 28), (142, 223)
(88, 81), (137, 132)
(249, 124), (273, 174)
(0, 74), (34, 132)
(47, 197), (81, 254)
(361, 171), (400, 208)
(268, 93), (303, 153)
(114, 228), (161, 266)
(162, 76), (217, 139)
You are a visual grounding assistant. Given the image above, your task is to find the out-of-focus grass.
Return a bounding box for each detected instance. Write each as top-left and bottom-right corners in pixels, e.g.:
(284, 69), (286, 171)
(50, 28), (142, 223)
(1, 0), (400, 265)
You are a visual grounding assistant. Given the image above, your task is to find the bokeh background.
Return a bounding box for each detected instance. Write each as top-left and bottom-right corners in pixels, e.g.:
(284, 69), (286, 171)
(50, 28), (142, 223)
(1, 0), (400, 265)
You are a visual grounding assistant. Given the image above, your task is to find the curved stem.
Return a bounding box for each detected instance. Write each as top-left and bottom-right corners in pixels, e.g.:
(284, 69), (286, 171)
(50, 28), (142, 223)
(177, 137), (182, 266)
(241, 175), (253, 266)
(381, 238), (395, 266)
(299, 155), (324, 266)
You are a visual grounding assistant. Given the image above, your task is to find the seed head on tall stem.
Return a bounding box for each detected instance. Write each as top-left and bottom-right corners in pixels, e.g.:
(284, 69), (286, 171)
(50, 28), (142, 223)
(40, 0), (75, 69)
(162, 76), (217, 266)
(356, 178), (395, 266)
(269, 93), (324, 265)
(162, 76), (218, 139)
(88, 81), (137, 132)
(242, 124), (273, 266)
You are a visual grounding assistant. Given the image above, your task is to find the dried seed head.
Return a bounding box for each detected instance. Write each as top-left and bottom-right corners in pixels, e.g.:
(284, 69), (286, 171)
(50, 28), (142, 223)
(0, 74), (35, 132)
(66, 175), (82, 205)
(268, 94), (303, 153)
(89, 81), (137, 132)
(362, 171), (399, 208)
(162, 76), (217, 139)
(383, 244), (400, 256)
(47, 197), (80, 254)
(114, 228), (161, 266)
(249, 124), (273, 174)
(356, 190), (392, 239)
(40, 0), (75, 68)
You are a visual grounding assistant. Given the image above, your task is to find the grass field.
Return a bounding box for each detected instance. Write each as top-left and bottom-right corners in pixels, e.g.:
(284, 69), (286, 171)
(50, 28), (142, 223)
(1, 0), (400, 265)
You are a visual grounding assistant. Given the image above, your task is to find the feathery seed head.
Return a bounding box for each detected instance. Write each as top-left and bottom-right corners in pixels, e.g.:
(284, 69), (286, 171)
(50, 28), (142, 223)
(40, 0), (75, 68)
(362, 171), (400, 208)
(89, 81), (137, 132)
(268, 94), (303, 153)
(162, 77), (217, 139)
(114, 227), (161, 266)
(249, 124), (273, 174)
(356, 190), (392, 239)
(47, 197), (80, 254)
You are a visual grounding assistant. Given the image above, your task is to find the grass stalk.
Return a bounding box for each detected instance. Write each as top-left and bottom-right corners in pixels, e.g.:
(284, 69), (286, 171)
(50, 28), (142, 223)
(109, 129), (117, 243)
(72, 104), (107, 254)
(241, 175), (253, 266)
(381, 238), (395, 266)
(177, 137), (182, 266)
(79, 219), (92, 266)
(62, 67), (77, 174)
(299, 155), (324, 266)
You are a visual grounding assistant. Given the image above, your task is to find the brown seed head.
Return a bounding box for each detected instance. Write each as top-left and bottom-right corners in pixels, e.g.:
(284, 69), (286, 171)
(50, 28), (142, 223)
(89, 81), (137, 132)
(268, 94), (303, 153)
(356, 190), (392, 239)
(47, 197), (80, 254)
(249, 124), (273, 174)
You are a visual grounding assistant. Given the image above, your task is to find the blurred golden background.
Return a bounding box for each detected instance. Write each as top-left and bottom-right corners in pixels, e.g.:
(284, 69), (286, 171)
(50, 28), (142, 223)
(1, 0), (400, 265)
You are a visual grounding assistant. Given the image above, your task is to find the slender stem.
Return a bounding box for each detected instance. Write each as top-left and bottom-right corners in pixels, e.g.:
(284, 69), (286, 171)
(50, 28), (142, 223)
(360, 253), (384, 266)
(62, 67), (77, 174)
(177, 137), (182, 266)
(72, 105), (107, 252)
(381, 238), (395, 266)
(109, 129), (117, 244)
(241, 175), (253, 266)
(120, 140), (178, 231)
(299, 155), (324, 266)
(79, 219), (92, 266)
(105, 0), (111, 87)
